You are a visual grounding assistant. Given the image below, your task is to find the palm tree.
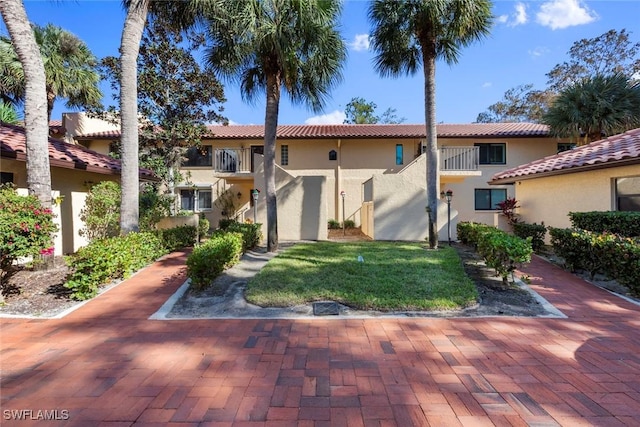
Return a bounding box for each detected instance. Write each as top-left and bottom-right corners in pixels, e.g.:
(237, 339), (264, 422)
(0, 24), (102, 122)
(119, 0), (150, 234)
(543, 73), (640, 145)
(368, 0), (493, 249)
(0, 0), (51, 209)
(204, 0), (346, 252)
(0, 100), (20, 124)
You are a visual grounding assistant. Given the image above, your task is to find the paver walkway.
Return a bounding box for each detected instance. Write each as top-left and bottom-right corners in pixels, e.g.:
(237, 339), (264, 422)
(1, 250), (640, 426)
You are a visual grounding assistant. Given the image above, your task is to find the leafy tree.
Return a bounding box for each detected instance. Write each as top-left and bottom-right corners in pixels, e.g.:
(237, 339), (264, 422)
(0, 0), (51, 209)
(0, 23), (102, 121)
(100, 15), (227, 212)
(476, 84), (553, 123)
(369, 0), (492, 249)
(80, 181), (122, 241)
(543, 73), (640, 144)
(547, 29), (640, 93)
(0, 100), (19, 124)
(343, 96), (406, 124)
(204, 0), (346, 252)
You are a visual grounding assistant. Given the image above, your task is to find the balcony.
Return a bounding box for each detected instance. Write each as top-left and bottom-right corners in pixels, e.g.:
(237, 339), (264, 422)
(439, 146), (480, 176)
(214, 148), (253, 174)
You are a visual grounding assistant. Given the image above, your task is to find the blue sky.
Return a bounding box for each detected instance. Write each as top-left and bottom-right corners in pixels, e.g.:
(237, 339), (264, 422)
(11, 0), (640, 125)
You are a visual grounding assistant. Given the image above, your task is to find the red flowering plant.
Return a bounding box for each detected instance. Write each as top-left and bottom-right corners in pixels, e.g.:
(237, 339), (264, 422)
(497, 197), (520, 225)
(0, 185), (58, 285)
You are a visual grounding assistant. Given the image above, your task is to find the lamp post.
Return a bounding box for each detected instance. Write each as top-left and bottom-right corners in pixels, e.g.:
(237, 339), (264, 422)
(251, 189), (259, 223)
(440, 189), (453, 245)
(340, 190), (346, 236)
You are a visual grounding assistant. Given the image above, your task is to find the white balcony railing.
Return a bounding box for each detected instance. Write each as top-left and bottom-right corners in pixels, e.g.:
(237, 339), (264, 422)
(439, 146), (479, 171)
(214, 148), (252, 173)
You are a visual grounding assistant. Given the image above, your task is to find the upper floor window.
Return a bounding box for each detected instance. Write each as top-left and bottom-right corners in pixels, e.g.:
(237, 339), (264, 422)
(183, 146), (212, 167)
(329, 150), (337, 161)
(557, 143), (576, 153)
(475, 188), (507, 210)
(281, 145), (289, 166)
(475, 143), (506, 165)
(396, 144), (403, 165)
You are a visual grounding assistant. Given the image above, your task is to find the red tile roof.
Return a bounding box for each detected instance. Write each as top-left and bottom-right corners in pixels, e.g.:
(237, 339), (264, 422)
(1, 123), (157, 181)
(77, 122), (552, 140)
(491, 128), (640, 184)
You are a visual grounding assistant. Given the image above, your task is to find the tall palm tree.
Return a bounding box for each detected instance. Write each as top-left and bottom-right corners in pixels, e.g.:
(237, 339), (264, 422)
(204, 0), (346, 252)
(119, 0), (150, 234)
(0, 0), (51, 209)
(0, 24), (102, 122)
(368, 0), (493, 249)
(0, 100), (20, 124)
(543, 73), (640, 145)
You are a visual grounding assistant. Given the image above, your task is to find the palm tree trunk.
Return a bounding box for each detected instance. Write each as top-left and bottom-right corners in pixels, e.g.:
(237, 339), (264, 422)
(119, 0), (149, 234)
(423, 48), (439, 249)
(264, 73), (280, 252)
(0, 0), (51, 210)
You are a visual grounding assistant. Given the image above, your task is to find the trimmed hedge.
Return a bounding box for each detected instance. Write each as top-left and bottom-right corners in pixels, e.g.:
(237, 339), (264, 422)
(155, 225), (198, 252)
(549, 227), (640, 296)
(64, 232), (166, 300)
(224, 222), (263, 252)
(457, 222), (533, 284)
(187, 232), (243, 290)
(512, 222), (546, 253)
(569, 211), (640, 237)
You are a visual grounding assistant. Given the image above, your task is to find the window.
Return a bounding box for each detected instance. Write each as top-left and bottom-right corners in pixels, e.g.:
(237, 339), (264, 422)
(475, 143), (506, 165)
(616, 177), (640, 211)
(180, 189), (212, 211)
(1, 172), (14, 184)
(183, 146), (212, 167)
(557, 143), (576, 153)
(396, 144), (403, 165)
(281, 145), (289, 166)
(329, 150), (337, 161)
(475, 188), (507, 210)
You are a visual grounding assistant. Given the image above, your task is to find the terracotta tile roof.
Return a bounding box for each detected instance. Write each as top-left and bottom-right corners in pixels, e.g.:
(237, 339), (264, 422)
(1, 123), (157, 181)
(491, 128), (640, 184)
(76, 122), (552, 140)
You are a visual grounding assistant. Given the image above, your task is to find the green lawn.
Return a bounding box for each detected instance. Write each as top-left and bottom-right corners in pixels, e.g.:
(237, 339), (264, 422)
(245, 241), (478, 311)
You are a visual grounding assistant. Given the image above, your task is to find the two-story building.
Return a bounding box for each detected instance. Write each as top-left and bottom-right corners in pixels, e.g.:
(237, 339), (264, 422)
(67, 113), (568, 242)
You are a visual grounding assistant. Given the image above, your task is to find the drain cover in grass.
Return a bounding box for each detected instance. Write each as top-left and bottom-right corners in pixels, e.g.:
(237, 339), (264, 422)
(313, 301), (339, 316)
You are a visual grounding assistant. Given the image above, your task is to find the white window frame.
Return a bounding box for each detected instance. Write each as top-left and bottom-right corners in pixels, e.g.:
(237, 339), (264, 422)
(179, 188), (212, 212)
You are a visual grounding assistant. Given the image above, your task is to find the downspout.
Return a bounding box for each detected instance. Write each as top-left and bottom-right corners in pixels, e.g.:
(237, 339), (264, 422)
(335, 138), (342, 221)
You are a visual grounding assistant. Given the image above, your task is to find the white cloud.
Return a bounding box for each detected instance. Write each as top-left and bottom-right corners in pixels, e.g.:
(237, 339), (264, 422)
(482, 82), (492, 88)
(348, 34), (370, 52)
(528, 46), (549, 58)
(304, 110), (346, 125)
(536, 0), (598, 30)
(511, 2), (528, 26)
(496, 14), (508, 24)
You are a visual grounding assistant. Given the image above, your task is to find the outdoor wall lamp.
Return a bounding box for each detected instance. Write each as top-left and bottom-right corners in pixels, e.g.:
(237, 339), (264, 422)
(440, 190), (453, 245)
(251, 189), (260, 223)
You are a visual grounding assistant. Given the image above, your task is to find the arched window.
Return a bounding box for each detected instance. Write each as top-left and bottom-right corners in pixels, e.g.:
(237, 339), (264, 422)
(329, 150), (337, 161)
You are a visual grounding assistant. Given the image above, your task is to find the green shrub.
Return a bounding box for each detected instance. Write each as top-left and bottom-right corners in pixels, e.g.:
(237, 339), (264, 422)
(0, 185), (58, 281)
(156, 225), (197, 252)
(569, 211), (640, 237)
(225, 222), (263, 252)
(64, 232), (166, 300)
(139, 185), (172, 232)
(80, 181), (121, 240)
(512, 222), (546, 252)
(198, 217), (210, 239)
(477, 228), (532, 284)
(218, 218), (236, 230)
(343, 219), (356, 229)
(187, 232), (243, 290)
(609, 237), (640, 296)
(328, 219), (341, 229)
(456, 222), (496, 247)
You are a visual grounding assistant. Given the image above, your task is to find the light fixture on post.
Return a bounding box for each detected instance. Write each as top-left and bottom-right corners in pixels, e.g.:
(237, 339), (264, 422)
(340, 190), (346, 236)
(440, 189), (453, 246)
(251, 189), (260, 223)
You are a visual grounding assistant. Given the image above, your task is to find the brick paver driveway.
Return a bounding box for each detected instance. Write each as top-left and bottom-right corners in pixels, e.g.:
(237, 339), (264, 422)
(2, 250), (640, 426)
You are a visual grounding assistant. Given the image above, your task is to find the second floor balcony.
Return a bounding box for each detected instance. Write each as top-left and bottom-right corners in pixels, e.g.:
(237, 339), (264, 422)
(214, 148), (253, 174)
(439, 146), (479, 172)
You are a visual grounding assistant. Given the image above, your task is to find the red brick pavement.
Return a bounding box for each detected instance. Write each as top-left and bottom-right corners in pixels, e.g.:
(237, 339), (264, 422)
(2, 251), (640, 426)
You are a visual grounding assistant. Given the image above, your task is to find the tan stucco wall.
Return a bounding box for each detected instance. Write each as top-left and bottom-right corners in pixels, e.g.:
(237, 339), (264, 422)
(515, 164), (640, 230)
(1, 158), (119, 255)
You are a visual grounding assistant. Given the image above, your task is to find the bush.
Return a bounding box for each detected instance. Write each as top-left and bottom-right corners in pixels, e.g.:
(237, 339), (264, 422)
(477, 229), (533, 284)
(343, 219), (356, 229)
(156, 225), (197, 252)
(187, 232), (243, 290)
(218, 218), (236, 230)
(328, 219), (341, 229)
(456, 222), (496, 247)
(224, 222), (263, 252)
(512, 222), (546, 253)
(569, 211), (640, 237)
(0, 185), (58, 281)
(139, 185), (172, 232)
(198, 217), (210, 239)
(64, 232), (166, 300)
(80, 181), (121, 240)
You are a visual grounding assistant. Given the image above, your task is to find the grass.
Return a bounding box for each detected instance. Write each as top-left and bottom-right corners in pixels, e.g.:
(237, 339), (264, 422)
(245, 241), (478, 311)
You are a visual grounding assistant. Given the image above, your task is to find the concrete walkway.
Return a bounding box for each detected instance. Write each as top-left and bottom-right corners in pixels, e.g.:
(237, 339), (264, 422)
(1, 250), (640, 426)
